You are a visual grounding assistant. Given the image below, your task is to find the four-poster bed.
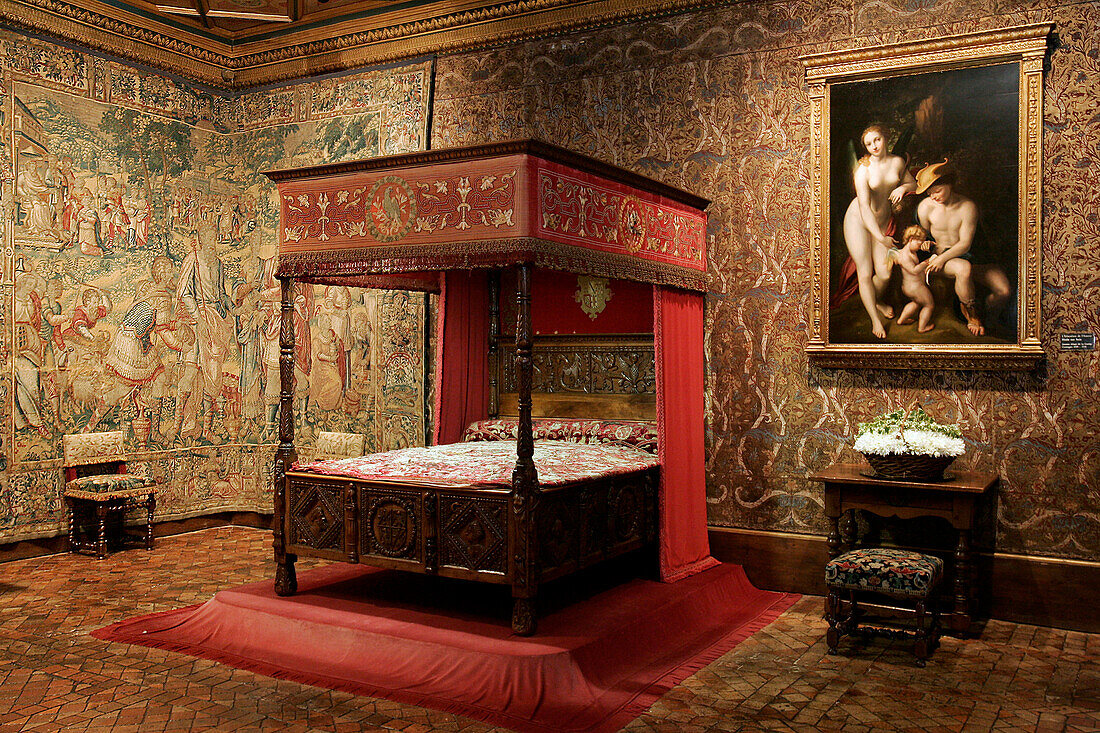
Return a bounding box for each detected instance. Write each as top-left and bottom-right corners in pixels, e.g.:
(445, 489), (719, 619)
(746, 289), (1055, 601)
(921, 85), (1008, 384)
(265, 140), (715, 635)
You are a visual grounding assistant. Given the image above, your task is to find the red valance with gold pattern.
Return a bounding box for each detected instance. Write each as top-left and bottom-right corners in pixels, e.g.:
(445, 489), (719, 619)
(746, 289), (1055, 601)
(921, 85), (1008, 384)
(264, 140), (710, 292)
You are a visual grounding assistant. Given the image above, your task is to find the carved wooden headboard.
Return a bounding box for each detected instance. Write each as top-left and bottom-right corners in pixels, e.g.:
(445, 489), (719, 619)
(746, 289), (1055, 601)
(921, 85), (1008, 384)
(494, 334), (656, 422)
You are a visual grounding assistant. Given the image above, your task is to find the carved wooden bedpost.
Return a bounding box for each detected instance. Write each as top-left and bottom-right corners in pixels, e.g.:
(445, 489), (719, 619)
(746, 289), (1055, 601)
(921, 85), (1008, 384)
(488, 269), (501, 418)
(511, 263), (539, 635)
(273, 276), (298, 596)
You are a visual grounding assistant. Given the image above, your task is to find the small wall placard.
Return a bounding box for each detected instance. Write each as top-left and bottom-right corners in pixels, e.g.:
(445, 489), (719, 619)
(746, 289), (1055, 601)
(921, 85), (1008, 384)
(1059, 332), (1095, 351)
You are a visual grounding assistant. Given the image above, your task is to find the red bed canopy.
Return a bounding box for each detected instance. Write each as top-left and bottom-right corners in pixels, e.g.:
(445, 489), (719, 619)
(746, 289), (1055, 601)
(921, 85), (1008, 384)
(265, 139), (717, 585)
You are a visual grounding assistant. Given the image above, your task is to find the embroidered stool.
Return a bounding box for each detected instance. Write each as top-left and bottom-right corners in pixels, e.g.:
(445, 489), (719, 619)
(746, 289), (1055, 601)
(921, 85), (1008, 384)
(825, 547), (943, 666)
(62, 431), (158, 559)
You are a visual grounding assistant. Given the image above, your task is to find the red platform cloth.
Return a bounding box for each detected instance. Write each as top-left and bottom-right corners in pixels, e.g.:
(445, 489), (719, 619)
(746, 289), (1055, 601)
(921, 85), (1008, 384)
(433, 270), (489, 445)
(655, 286), (720, 582)
(92, 562), (796, 733)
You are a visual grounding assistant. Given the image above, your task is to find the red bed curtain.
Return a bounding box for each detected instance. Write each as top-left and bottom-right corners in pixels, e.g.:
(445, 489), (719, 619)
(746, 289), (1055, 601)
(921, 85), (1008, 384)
(433, 272), (715, 582)
(432, 270), (490, 445)
(655, 286), (719, 582)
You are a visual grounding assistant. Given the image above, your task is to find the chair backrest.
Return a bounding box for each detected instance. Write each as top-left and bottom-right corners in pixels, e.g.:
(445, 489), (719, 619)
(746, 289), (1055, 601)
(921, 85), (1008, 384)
(312, 431), (367, 461)
(62, 431), (127, 479)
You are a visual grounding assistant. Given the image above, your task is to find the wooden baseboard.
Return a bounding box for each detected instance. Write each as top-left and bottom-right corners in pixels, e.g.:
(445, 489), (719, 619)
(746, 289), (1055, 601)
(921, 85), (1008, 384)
(0, 512), (272, 564)
(708, 526), (828, 596)
(7, 518), (1093, 632)
(708, 526), (1100, 634)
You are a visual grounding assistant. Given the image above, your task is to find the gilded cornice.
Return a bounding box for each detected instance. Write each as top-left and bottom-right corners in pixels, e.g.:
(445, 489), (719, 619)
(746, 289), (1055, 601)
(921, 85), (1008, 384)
(800, 23), (1053, 82)
(2, 0), (234, 87)
(1, 0), (735, 90)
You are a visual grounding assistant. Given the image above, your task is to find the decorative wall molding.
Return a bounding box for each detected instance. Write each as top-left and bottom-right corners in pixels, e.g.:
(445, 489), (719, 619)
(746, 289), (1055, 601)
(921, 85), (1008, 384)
(801, 23), (1053, 82)
(2, 0), (736, 90)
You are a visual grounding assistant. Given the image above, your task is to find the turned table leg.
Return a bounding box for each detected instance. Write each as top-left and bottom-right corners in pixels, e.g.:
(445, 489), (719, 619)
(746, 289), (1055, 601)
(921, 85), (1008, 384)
(66, 499), (77, 553)
(839, 509), (857, 554)
(953, 528), (972, 635)
(827, 512), (841, 560)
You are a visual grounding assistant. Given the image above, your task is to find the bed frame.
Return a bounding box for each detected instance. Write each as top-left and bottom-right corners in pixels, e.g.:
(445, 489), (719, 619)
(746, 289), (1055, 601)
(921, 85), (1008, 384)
(265, 140), (709, 635)
(278, 273), (658, 634)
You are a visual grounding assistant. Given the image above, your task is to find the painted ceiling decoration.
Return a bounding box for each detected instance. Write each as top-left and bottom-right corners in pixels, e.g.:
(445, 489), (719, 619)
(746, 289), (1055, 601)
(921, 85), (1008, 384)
(1, 0), (731, 89)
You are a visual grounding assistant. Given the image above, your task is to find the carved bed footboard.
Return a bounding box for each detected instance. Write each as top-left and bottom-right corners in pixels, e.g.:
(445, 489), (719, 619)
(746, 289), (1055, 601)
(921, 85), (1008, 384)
(279, 466), (658, 625)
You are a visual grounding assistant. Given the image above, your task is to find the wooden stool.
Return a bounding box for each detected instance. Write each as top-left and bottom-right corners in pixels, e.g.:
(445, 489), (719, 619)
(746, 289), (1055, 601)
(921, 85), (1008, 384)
(825, 547), (943, 666)
(64, 482), (156, 559)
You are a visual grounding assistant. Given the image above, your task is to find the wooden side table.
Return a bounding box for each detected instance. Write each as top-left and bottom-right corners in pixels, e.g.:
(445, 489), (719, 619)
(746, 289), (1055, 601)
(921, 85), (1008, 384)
(811, 463), (997, 636)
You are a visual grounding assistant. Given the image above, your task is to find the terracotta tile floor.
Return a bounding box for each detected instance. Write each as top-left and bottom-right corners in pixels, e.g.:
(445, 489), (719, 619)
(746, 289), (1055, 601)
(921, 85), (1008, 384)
(0, 526), (1097, 732)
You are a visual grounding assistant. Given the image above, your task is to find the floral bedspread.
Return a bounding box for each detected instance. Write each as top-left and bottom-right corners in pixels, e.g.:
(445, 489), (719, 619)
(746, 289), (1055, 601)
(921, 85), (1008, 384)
(293, 440), (658, 488)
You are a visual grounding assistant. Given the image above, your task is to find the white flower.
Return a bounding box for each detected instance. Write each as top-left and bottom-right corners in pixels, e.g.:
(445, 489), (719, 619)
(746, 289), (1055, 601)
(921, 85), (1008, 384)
(854, 428), (965, 457)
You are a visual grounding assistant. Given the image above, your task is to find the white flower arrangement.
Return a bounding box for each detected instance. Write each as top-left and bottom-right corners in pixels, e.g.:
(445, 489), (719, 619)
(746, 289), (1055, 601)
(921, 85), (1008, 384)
(853, 407), (965, 458)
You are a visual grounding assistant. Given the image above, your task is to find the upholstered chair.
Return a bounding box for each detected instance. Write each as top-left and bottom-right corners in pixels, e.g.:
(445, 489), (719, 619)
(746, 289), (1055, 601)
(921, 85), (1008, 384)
(62, 430), (157, 559)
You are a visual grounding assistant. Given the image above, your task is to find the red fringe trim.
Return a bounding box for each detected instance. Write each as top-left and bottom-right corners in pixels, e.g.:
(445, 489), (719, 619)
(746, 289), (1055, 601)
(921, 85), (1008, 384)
(661, 554), (723, 584)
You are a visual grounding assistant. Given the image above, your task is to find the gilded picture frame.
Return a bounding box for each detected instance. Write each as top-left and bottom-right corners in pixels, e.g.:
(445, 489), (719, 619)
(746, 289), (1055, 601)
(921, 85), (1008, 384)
(801, 25), (1051, 370)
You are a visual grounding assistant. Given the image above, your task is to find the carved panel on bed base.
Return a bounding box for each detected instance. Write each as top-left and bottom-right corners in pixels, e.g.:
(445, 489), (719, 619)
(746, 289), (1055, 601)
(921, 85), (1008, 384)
(281, 468), (657, 631)
(439, 494), (510, 576)
(608, 479), (645, 548)
(359, 488), (422, 563)
(580, 487), (608, 566)
(537, 493), (579, 574)
(285, 474), (513, 579)
(642, 469), (659, 545)
(287, 480), (346, 558)
(537, 468), (658, 583)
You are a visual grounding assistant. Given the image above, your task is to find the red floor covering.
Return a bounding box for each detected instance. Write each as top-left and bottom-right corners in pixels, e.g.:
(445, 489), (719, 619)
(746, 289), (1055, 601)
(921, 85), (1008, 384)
(93, 561), (798, 733)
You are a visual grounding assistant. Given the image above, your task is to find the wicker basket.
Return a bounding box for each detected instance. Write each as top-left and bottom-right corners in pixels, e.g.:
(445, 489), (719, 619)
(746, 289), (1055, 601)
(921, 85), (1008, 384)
(862, 452), (955, 481)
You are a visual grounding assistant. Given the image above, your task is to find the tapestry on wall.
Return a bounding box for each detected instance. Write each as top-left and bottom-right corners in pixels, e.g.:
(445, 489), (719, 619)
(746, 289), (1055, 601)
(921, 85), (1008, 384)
(0, 33), (432, 542)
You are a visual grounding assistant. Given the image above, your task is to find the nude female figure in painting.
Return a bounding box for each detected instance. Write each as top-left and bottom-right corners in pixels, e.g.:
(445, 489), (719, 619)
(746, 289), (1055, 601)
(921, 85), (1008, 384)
(840, 125), (916, 339)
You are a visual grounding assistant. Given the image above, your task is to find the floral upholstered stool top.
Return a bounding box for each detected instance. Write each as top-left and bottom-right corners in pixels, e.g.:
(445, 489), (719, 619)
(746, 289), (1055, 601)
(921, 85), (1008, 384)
(825, 547), (944, 666)
(62, 431), (157, 559)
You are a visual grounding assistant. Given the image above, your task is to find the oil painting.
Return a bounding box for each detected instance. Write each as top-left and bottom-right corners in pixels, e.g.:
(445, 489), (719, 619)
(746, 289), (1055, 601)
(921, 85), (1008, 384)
(802, 27), (1049, 369)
